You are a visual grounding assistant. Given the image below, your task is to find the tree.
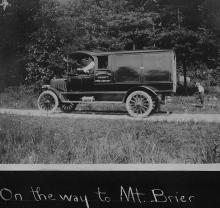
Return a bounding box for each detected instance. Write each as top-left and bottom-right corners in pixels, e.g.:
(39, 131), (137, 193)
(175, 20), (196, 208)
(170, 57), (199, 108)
(200, 0), (220, 33)
(25, 29), (65, 86)
(25, 0), (67, 86)
(107, 11), (158, 50)
(156, 28), (218, 94)
(0, 0), (40, 90)
(73, 0), (160, 50)
(156, 0), (204, 30)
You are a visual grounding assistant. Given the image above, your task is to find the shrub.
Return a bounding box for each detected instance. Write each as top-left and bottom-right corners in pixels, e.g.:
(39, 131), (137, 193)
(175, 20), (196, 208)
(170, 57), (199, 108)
(25, 29), (66, 85)
(0, 85), (39, 109)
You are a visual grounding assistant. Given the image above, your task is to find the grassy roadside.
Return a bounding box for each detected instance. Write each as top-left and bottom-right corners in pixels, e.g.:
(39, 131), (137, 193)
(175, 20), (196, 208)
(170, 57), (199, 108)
(0, 114), (219, 164)
(0, 85), (38, 109)
(164, 95), (220, 114)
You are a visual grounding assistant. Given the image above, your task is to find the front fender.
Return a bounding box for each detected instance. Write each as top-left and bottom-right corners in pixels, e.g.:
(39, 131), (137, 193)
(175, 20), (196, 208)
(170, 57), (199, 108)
(41, 85), (65, 102)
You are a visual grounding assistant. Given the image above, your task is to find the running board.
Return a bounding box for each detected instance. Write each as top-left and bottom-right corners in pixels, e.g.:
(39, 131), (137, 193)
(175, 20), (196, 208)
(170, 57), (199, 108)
(61, 91), (126, 94)
(62, 101), (122, 104)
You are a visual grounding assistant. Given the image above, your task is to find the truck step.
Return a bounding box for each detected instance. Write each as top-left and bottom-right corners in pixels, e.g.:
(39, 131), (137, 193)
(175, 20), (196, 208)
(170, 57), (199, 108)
(81, 96), (95, 102)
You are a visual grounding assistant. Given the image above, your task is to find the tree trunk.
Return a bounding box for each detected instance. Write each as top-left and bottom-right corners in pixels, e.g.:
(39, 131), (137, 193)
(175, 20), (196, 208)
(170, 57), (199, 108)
(183, 61), (187, 95)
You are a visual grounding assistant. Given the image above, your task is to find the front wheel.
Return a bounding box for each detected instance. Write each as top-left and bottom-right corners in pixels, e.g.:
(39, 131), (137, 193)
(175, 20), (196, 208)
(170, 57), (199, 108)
(126, 91), (153, 118)
(60, 103), (77, 113)
(37, 90), (59, 113)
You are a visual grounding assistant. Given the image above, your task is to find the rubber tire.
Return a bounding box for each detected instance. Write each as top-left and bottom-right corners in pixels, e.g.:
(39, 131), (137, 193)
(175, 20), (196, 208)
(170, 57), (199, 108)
(60, 103), (77, 113)
(126, 91), (153, 118)
(37, 90), (59, 113)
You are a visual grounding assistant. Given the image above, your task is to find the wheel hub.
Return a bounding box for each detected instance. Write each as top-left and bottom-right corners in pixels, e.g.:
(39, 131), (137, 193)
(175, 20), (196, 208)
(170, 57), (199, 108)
(135, 99), (143, 107)
(45, 100), (51, 104)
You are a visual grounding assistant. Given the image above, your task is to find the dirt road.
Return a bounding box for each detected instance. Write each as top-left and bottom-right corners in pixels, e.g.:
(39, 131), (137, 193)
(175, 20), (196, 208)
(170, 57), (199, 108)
(0, 108), (220, 122)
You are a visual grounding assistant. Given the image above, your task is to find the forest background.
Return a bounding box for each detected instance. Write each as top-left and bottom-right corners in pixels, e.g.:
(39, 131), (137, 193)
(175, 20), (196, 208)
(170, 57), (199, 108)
(0, 0), (220, 93)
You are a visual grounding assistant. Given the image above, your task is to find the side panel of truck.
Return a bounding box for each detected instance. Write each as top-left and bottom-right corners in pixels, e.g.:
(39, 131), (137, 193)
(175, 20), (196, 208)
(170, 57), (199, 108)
(142, 52), (172, 82)
(112, 54), (142, 83)
(172, 52), (177, 92)
(108, 51), (176, 93)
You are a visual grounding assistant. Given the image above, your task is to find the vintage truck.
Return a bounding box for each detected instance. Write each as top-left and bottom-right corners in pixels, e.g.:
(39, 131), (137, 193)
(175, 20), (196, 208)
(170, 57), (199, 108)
(37, 50), (176, 118)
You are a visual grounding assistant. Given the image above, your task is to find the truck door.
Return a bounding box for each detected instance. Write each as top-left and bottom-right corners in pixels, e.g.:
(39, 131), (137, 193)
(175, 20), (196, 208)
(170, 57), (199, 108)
(114, 54), (142, 83)
(94, 55), (113, 84)
(81, 74), (95, 90)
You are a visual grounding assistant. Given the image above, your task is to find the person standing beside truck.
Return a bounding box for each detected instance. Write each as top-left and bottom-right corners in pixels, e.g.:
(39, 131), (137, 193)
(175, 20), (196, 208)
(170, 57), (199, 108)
(195, 82), (205, 105)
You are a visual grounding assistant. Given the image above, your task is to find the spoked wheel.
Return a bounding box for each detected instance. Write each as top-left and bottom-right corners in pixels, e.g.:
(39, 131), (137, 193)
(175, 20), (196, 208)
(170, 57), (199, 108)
(126, 91), (153, 118)
(37, 90), (59, 113)
(60, 103), (77, 113)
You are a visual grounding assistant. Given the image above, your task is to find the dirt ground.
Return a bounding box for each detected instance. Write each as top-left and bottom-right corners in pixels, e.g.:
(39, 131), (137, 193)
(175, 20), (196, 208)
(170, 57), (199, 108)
(0, 108), (220, 123)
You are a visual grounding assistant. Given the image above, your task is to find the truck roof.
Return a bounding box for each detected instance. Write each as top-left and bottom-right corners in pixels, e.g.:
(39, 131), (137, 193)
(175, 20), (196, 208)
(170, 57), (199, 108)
(73, 49), (174, 57)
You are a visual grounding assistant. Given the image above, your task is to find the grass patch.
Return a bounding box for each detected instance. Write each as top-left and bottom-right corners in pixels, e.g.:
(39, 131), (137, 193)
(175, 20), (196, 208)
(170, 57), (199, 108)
(0, 114), (219, 164)
(164, 96), (220, 114)
(0, 85), (38, 109)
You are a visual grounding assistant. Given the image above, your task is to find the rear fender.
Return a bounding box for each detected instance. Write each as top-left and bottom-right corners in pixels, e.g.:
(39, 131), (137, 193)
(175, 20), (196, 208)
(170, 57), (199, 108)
(123, 86), (158, 103)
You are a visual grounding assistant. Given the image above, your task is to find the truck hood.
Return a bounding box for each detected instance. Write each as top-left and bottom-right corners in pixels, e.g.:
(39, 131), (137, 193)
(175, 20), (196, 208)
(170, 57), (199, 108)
(50, 78), (67, 92)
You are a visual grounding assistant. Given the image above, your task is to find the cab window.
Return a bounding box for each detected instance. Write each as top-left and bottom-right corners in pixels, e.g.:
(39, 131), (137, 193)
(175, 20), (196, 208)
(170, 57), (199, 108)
(97, 56), (108, 69)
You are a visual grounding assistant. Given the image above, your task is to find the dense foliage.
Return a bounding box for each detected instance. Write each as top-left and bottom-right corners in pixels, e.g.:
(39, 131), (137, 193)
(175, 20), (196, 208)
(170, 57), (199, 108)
(0, 0), (40, 89)
(0, 0), (220, 92)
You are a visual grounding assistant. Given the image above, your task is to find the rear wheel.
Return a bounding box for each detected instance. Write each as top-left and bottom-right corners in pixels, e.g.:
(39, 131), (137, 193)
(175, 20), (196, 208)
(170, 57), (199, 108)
(37, 90), (59, 113)
(60, 103), (77, 113)
(126, 91), (153, 118)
